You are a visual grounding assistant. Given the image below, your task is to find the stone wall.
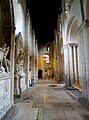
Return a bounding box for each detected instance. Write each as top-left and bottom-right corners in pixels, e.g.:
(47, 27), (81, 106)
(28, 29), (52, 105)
(61, 0), (89, 101)
(0, 47), (12, 119)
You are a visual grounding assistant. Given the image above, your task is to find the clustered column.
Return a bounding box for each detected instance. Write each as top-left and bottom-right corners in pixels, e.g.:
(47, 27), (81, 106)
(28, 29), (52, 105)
(35, 40), (38, 82)
(31, 31), (36, 83)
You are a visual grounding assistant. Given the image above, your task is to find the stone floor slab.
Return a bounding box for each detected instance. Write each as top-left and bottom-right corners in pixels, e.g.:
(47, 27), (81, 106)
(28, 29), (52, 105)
(10, 80), (89, 120)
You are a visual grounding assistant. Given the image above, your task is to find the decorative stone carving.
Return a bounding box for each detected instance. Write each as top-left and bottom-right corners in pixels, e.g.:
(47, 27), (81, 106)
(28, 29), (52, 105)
(17, 51), (25, 65)
(14, 32), (26, 97)
(0, 48), (5, 72)
(0, 45), (12, 119)
(15, 50), (26, 96)
(17, 51), (26, 93)
(65, 0), (73, 13)
(1, 43), (11, 73)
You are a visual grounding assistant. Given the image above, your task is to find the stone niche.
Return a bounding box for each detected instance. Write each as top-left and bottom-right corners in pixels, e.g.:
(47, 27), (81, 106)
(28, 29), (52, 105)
(0, 46), (12, 119)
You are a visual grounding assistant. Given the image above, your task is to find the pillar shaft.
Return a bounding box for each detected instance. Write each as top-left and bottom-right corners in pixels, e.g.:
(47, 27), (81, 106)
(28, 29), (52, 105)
(77, 20), (89, 99)
(64, 45), (71, 87)
(35, 40), (38, 81)
(31, 32), (36, 83)
(25, 14), (30, 88)
(10, 31), (15, 104)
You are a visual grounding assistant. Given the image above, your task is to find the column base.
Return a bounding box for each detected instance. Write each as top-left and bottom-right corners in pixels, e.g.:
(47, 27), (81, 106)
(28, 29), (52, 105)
(14, 95), (21, 98)
(14, 88), (21, 98)
(64, 85), (77, 90)
(78, 97), (89, 109)
(1, 106), (18, 120)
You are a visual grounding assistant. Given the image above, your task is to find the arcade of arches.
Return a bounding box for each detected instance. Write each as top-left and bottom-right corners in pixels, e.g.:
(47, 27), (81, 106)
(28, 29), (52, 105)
(0, 0), (89, 119)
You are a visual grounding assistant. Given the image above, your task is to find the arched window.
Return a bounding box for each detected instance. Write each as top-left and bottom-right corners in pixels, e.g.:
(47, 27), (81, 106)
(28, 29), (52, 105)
(43, 54), (50, 64)
(47, 45), (50, 51)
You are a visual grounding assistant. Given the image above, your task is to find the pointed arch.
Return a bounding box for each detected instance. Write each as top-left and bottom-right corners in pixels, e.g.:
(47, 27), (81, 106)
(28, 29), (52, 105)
(66, 16), (76, 43)
(66, 16), (81, 90)
(70, 19), (78, 43)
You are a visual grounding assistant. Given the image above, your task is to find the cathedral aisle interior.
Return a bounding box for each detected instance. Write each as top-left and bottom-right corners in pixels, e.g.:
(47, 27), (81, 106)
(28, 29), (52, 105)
(1, 0), (89, 119)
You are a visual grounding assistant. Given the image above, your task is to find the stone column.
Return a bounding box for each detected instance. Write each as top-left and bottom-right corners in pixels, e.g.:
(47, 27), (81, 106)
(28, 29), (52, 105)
(15, 70), (20, 96)
(31, 31), (35, 84)
(69, 43), (79, 87)
(83, 21), (89, 100)
(68, 45), (73, 85)
(10, 27), (15, 104)
(77, 20), (89, 99)
(73, 45), (78, 84)
(35, 40), (38, 82)
(78, 32), (87, 99)
(77, 46), (79, 84)
(68, 44), (72, 87)
(25, 13), (30, 88)
(55, 33), (59, 77)
(33, 36), (36, 83)
(64, 44), (71, 88)
(63, 45), (67, 86)
(57, 33), (60, 79)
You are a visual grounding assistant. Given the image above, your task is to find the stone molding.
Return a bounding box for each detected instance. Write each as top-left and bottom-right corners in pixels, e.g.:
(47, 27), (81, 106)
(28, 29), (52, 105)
(76, 19), (89, 34)
(68, 42), (78, 47)
(63, 42), (78, 49)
